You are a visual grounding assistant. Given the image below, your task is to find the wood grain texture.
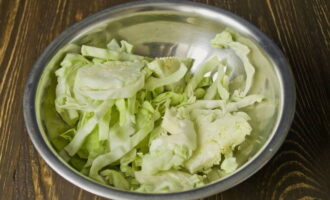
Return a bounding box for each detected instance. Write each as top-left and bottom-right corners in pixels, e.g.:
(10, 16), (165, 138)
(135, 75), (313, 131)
(0, 0), (329, 199)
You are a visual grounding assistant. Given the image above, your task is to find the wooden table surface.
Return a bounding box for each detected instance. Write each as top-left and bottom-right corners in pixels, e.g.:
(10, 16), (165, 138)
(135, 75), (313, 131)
(0, 0), (329, 199)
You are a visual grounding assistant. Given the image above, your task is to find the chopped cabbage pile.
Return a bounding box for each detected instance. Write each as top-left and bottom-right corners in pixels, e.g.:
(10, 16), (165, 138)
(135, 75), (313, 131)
(51, 31), (263, 193)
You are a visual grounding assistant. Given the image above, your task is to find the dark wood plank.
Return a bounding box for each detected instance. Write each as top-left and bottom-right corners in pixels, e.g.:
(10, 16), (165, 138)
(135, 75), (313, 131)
(0, 0), (329, 199)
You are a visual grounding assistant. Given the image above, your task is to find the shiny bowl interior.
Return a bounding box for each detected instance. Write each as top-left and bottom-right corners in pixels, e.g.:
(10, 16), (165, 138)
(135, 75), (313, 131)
(23, 1), (295, 200)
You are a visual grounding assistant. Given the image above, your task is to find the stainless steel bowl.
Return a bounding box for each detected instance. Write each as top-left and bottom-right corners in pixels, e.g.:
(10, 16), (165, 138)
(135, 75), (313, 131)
(23, 1), (296, 199)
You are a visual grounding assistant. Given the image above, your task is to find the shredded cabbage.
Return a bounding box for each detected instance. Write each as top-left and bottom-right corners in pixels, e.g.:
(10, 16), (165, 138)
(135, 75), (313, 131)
(51, 32), (264, 193)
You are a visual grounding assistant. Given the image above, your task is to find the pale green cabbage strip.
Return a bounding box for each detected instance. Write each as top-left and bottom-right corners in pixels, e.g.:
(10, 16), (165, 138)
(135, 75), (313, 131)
(51, 31), (263, 193)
